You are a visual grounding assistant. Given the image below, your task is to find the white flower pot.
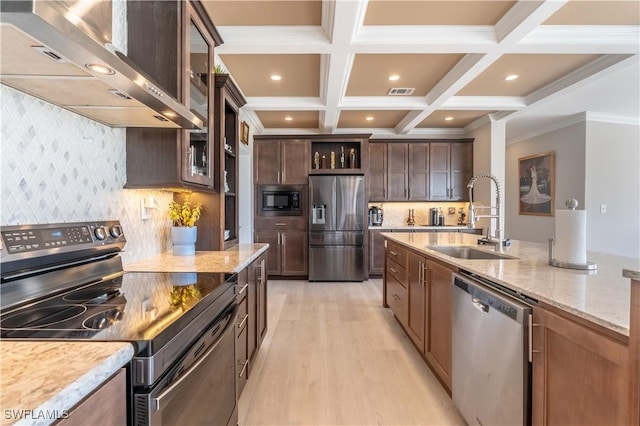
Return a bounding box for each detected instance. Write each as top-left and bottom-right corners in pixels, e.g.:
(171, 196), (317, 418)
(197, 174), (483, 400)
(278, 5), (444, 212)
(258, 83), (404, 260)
(171, 226), (197, 256)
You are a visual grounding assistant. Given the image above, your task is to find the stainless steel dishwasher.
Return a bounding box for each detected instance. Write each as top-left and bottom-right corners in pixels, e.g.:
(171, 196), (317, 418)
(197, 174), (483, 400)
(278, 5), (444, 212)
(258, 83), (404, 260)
(451, 272), (535, 426)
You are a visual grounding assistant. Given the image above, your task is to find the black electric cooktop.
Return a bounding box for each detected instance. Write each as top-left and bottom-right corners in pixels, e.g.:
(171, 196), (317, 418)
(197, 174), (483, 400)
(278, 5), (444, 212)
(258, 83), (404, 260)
(0, 271), (235, 354)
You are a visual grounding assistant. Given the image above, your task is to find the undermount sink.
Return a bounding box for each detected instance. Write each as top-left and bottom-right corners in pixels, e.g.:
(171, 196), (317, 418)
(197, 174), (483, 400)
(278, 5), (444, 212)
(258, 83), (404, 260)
(426, 245), (518, 260)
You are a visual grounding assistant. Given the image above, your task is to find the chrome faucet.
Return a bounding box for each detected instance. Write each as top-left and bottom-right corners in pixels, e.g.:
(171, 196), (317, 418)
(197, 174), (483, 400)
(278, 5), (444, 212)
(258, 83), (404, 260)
(467, 174), (505, 252)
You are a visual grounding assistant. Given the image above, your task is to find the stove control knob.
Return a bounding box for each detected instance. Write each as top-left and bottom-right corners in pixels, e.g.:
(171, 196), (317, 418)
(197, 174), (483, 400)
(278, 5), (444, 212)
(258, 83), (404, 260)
(94, 227), (107, 240)
(109, 225), (122, 238)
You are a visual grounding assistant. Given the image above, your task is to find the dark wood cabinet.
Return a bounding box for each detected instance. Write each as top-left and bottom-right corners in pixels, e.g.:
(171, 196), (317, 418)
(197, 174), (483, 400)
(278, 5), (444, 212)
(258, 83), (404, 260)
(369, 139), (472, 201)
(368, 229), (386, 275)
(408, 144), (430, 200)
(255, 255), (268, 349)
(125, 1), (222, 191)
(425, 259), (454, 391)
(387, 144), (408, 200)
(532, 304), (630, 425)
(213, 75), (246, 249)
(254, 229), (307, 276)
(254, 138), (310, 185)
(368, 144), (387, 200)
(235, 267), (249, 397)
(429, 142), (473, 201)
(407, 251), (426, 353)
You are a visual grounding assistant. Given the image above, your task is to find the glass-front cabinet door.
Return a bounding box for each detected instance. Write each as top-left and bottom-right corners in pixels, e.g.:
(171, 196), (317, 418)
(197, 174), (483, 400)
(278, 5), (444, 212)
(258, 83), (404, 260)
(182, 7), (214, 187)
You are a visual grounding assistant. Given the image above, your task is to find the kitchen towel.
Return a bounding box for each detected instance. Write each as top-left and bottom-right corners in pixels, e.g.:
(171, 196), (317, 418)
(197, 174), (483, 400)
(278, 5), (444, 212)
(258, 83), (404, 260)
(555, 209), (587, 264)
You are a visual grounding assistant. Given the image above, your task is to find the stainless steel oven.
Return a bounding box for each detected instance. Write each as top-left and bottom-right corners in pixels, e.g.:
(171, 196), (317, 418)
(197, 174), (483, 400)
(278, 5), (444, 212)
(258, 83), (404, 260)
(133, 302), (237, 426)
(0, 221), (239, 426)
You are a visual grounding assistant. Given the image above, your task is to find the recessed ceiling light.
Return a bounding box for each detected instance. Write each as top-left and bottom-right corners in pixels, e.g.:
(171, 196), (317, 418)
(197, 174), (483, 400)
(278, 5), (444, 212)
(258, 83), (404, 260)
(284, 116), (293, 121)
(270, 74), (282, 81)
(86, 63), (115, 75)
(388, 74), (400, 81)
(445, 116), (454, 121)
(366, 116), (374, 121)
(505, 74), (519, 81)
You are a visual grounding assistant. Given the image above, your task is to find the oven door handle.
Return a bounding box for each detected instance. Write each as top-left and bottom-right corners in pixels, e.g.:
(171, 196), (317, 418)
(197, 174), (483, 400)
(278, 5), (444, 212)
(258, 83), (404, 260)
(152, 310), (235, 412)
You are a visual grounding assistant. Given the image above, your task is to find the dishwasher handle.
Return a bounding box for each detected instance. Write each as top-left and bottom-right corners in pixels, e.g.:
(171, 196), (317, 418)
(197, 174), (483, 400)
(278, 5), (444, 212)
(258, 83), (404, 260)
(471, 297), (489, 313)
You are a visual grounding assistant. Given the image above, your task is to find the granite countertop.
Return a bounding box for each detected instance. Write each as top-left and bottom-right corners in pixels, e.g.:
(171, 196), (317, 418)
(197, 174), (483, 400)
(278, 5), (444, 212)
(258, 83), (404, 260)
(124, 243), (269, 273)
(383, 232), (640, 337)
(0, 341), (134, 426)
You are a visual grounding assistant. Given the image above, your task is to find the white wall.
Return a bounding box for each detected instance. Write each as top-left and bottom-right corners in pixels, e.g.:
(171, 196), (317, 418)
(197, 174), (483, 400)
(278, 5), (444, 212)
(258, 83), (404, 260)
(1, 85), (172, 265)
(505, 122), (586, 244)
(238, 111), (254, 243)
(585, 120), (640, 258)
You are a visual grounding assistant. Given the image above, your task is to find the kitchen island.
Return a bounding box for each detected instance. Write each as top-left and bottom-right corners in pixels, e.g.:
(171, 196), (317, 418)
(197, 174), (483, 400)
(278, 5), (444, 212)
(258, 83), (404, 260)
(382, 231), (639, 425)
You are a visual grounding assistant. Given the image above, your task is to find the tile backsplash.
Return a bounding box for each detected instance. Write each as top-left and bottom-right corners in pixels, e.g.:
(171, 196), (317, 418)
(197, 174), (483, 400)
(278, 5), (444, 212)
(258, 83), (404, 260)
(368, 201), (468, 226)
(1, 85), (172, 265)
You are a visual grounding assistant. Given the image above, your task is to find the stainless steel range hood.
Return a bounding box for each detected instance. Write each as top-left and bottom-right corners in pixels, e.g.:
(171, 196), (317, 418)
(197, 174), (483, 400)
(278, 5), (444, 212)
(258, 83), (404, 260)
(0, 1), (203, 129)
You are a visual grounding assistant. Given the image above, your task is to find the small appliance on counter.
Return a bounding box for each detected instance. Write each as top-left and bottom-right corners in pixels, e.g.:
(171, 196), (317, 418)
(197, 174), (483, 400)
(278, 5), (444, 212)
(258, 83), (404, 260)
(430, 208), (439, 226)
(369, 206), (383, 226)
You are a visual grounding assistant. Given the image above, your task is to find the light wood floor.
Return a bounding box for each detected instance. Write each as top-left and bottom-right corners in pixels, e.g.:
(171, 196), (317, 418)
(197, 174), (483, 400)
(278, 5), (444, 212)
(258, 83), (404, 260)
(238, 279), (466, 426)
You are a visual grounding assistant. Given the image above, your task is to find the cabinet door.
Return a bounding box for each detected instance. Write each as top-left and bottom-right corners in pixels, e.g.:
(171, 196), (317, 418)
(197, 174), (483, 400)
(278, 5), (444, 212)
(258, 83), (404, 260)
(281, 140), (310, 184)
(254, 231), (281, 275)
(387, 143), (408, 200)
(368, 144), (387, 200)
(281, 230), (308, 275)
(450, 143), (473, 201)
(257, 256), (268, 347)
(181, 8), (215, 187)
(407, 252), (426, 353)
(369, 229), (386, 275)
(254, 141), (280, 184)
(425, 259), (453, 390)
(408, 143), (429, 200)
(247, 262), (258, 367)
(532, 306), (629, 426)
(429, 143), (451, 200)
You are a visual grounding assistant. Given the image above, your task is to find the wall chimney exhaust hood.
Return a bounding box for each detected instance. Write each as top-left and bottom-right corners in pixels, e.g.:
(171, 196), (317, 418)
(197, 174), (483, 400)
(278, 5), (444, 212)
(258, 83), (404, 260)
(0, 1), (203, 129)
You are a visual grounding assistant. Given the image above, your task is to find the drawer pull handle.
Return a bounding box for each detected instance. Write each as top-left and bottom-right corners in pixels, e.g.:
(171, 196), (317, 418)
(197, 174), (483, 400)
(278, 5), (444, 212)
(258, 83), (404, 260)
(389, 250), (398, 256)
(238, 359), (249, 378)
(238, 283), (249, 296)
(237, 314), (248, 329)
(389, 267), (397, 274)
(275, 223), (286, 226)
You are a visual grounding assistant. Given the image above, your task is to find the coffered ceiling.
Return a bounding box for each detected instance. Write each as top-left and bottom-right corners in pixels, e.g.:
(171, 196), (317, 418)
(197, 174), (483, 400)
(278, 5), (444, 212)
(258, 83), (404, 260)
(201, 0), (640, 140)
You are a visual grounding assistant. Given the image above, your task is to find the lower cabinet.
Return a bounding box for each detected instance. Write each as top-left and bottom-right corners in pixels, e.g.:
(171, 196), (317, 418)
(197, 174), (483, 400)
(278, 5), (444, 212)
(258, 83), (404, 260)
(236, 253), (269, 399)
(532, 304), (630, 425)
(369, 229), (386, 275)
(384, 240), (454, 392)
(424, 259), (453, 391)
(58, 369), (126, 425)
(255, 230), (307, 276)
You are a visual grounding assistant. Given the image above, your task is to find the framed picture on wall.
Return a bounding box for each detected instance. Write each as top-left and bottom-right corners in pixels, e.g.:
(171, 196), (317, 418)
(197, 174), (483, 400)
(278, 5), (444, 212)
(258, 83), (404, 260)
(240, 121), (249, 145)
(518, 151), (555, 216)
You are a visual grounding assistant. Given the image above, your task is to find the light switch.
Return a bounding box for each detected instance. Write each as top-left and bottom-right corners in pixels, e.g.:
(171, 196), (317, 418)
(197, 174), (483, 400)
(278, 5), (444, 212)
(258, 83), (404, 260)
(600, 204), (607, 214)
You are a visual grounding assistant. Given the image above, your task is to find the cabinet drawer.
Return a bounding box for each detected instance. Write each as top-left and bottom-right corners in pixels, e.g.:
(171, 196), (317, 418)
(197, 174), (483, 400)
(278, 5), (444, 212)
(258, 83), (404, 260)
(236, 325), (248, 397)
(386, 258), (407, 286)
(386, 274), (408, 325)
(386, 241), (408, 266)
(254, 216), (307, 230)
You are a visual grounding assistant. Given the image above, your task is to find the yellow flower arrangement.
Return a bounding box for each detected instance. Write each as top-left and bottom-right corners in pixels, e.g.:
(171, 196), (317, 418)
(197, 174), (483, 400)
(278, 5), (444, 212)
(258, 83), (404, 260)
(169, 199), (202, 227)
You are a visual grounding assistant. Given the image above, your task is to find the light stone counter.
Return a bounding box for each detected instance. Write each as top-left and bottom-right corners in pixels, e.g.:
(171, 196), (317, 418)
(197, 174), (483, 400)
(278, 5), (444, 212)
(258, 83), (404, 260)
(370, 225), (474, 231)
(124, 243), (269, 273)
(0, 341), (134, 426)
(383, 232), (640, 337)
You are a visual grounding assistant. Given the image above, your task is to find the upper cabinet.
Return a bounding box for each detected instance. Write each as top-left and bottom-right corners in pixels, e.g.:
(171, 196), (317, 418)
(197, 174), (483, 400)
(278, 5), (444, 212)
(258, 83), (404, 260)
(254, 138), (310, 185)
(368, 139), (473, 202)
(124, 1), (223, 190)
(429, 142), (473, 201)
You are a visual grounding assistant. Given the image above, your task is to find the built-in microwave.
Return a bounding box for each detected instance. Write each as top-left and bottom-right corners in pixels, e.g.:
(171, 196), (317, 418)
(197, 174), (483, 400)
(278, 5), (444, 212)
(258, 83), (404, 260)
(257, 185), (305, 216)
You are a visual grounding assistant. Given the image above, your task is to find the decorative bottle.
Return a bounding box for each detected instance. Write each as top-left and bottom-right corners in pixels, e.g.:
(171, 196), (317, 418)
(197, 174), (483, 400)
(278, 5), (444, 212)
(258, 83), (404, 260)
(330, 151), (336, 169)
(313, 151), (320, 169)
(340, 147), (346, 168)
(321, 154), (327, 169)
(349, 149), (357, 168)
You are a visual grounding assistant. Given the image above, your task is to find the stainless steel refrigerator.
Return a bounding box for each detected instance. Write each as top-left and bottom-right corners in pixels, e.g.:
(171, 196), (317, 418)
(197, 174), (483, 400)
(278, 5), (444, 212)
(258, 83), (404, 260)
(308, 175), (365, 281)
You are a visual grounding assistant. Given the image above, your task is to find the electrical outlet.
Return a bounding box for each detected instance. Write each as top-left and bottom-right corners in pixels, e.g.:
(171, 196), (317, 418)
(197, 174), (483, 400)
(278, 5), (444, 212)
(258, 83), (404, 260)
(448, 207), (456, 214)
(600, 204), (607, 214)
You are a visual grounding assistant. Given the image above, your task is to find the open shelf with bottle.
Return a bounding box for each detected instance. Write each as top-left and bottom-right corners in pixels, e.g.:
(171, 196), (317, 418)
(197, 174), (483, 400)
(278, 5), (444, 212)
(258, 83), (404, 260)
(309, 135), (370, 174)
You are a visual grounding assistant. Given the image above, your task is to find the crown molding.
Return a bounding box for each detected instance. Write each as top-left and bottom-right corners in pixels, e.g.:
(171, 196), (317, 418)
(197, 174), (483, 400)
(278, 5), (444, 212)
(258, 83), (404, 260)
(585, 111), (640, 126)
